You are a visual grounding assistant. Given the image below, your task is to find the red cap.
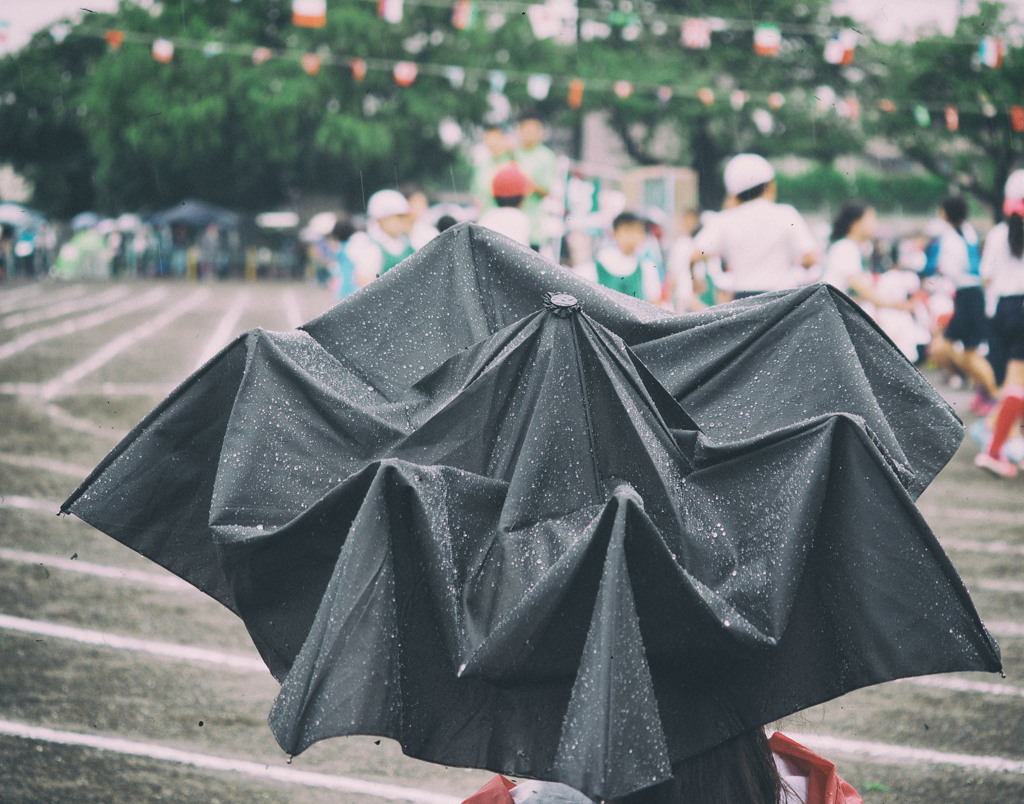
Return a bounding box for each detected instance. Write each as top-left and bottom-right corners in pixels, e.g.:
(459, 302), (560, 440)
(491, 163), (531, 199)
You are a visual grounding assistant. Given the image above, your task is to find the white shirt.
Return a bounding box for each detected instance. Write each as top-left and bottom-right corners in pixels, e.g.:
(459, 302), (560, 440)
(822, 237), (866, 290)
(692, 198), (818, 292)
(980, 221), (1024, 311)
(477, 207), (532, 247)
(934, 219), (981, 288)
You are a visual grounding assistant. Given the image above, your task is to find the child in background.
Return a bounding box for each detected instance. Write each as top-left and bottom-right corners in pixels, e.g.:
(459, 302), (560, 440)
(477, 163), (532, 247)
(574, 212), (662, 303)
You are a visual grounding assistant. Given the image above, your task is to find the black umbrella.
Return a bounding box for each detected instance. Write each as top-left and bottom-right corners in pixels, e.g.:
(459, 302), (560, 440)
(62, 224), (1000, 801)
(147, 198), (241, 229)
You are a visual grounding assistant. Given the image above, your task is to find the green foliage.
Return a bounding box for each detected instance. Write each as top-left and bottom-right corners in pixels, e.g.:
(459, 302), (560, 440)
(776, 166), (948, 214)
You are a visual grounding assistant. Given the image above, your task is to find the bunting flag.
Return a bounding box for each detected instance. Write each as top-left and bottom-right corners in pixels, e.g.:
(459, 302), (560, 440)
(104, 30), (124, 50)
(730, 90), (748, 111)
(350, 57), (368, 80)
(614, 80), (633, 99)
(753, 23), (781, 56)
(656, 85), (673, 103)
(393, 60), (418, 86)
(979, 36), (1004, 68)
(444, 65), (466, 87)
(528, 0), (577, 43)
(527, 73), (551, 100)
(768, 92), (785, 110)
(379, 0), (404, 24)
(878, 98), (896, 113)
(452, 0), (475, 30)
(152, 38), (174, 63)
(979, 93), (997, 118)
(203, 42), (224, 57)
(697, 87), (715, 106)
(945, 105), (959, 131)
(488, 70), (507, 94)
(301, 53), (322, 75)
(567, 77), (584, 109)
(914, 105), (932, 127)
(824, 29), (857, 65)
(681, 18), (712, 49)
(1012, 106), (1024, 133)
(252, 46), (273, 65)
(293, 0), (327, 29)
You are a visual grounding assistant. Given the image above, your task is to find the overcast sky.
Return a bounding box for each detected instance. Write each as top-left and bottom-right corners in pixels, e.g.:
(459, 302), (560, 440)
(0, 0), (1021, 55)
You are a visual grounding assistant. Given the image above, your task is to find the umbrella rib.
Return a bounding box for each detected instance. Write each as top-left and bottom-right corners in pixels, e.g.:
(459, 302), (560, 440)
(569, 321), (604, 500)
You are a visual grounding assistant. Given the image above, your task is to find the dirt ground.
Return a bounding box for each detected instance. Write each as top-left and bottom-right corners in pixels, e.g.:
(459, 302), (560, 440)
(1, 278), (1022, 803)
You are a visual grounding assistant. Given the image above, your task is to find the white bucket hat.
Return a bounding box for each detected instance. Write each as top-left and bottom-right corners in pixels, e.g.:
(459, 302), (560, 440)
(724, 153), (776, 196)
(367, 189), (410, 220)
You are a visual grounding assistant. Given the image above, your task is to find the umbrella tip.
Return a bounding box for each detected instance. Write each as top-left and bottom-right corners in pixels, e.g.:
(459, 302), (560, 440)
(542, 291), (582, 318)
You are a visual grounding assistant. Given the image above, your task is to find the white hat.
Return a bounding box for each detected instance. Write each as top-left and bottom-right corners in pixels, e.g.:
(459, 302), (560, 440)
(1005, 169), (1024, 202)
(366, 189), (410, 220)
(724, 153), (775, 196)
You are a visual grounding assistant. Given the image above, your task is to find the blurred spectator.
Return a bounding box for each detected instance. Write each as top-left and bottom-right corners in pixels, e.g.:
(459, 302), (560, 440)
(478, 163), (532, 247)
(348, 189), (414, 286)
(513, 113), (559, 252)
(574, 211), (661, 303)
(472, 124), (514, 213)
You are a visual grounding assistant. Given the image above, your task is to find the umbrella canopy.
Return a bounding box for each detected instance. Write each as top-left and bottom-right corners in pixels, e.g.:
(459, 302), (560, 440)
(62, 224), (1000, 801)
(0, 202), (45, 230)
(147, 198), (241, 229)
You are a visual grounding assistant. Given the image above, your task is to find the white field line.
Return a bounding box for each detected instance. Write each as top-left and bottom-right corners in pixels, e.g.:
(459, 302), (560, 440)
(0, 380), (175, 398)
(0, 452), (93, 478)
(282, 287), (304, 330)
(39, 402), (122, 437)
(0, 548), (192, 593)
(0, 720), (462, 804)
(39, 288), (210, 400)
(942, 538), (1024, 557)
(977, 578), (1024, 594)
(0, 613), (266, 674)
(192, 288), (250, 371)
(0, 284), (89, 316)
(0, 287), (169, 362)
(902, 675), (1024, 699)
(1, 495), (63, 514)
(785, 730), (1024, 774)
(921, 506), (1024, 527)
(0, 282), (46, 311)
(2, 286), (132, 329)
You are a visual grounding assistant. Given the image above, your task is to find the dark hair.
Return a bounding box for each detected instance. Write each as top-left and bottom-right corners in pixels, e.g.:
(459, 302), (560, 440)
(608, 729), (783, 804)
(495, 195), (524, 208)
(941, 194), (968, 233)
(436, 214), (458, 233)
(613, 211), (647, 231)
(1009, 214), (1024, 260)
(331, 218), (357, 242)
(830, 201), (870, 243)
(737, 183), (769, 203)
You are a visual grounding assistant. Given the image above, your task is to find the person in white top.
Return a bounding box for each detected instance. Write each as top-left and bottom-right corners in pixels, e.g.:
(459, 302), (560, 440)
(691, 154), (818, 299)
(574, 211), (663, 304)
(975, 169), (1024, 478)
(348, 189), (415, 286)
(477, 162), (533, 248)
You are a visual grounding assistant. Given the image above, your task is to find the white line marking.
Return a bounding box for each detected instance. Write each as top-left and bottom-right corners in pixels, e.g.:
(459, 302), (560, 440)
(39, 402), (119, 436)
(977, 578), (1024, 595)
(0, 720), (462, 804)
(0, 495), (62, 514)
(785, 731), (1024, 774)
(0, 614), (266, 673)
(39, 288), (210, 399)
(0, 548), (193, 592)
(0, 381), (176, 398)
(0, 287), (168, 362)
(922, 507), (1024, 526)
(943, 538), (1024, 557)
(193, 288), (249, 371)
(2, 286), (131, 329)
(903, 675), (1024, 699)
(0, 283), (46, 311)
(0, 452), (93, 478)
(282, 287), (304, 329)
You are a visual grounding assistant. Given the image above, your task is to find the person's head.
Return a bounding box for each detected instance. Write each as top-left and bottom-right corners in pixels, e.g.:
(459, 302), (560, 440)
(724, 154), (776, 204)
(483, 125), (511, 158)
(435, 214), (458, 233)
(330, 217), (356, 243)
(830, 201), (876, 243)
(939, 194), (968, 232)
(612, 212), (649, 256)
(491, 162), (531, 209)
(607, 728), (783, 804)
(518, 114), (546, 149)
(405, 189), (430, 220)
(1003, 169), (1024, 259)
(366, 189), (411, 238)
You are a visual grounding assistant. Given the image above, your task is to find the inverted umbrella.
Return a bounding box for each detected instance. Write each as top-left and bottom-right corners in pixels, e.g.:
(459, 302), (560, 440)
(62, 224), (1000, 801)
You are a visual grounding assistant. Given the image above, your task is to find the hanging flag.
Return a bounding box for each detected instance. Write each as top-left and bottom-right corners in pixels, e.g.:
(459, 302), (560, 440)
(730, 90), (748, 111)
(697, 87), (715, 106)
(301, 53), (322, 75)
(452, 0), (475, 30)
(824, 29), (857, 65)
(293, 0), (326, 28)
(614, 81), (633, 99)
(528, 1), (577, 44)
(979, 36), (1004, 68)
(444, 65), (466, 88)
(527, 73), (551, 100)
(567, 78), (585, 109)
(104, 30), (124, 50)
(768, 92), (785, 110)
(349, 57), (367, 80)
(152, 38), (174, 63)
(681, 18), (712, 49)
(656, 85), (673, 104)
(489, 70), (507, 94)
(837, 97), (860, 121)
(393, 61), (418, 86)
(979, 92), (997, 118)
(753, 23), (781, 57)
(252, 46), (273, 65)
(945, 105), (959, 131)
(1011, 106), (1024, 133)
(379, 0), (404, 24)
(878, 98), (896, 113)
(914, 105), (931, 127)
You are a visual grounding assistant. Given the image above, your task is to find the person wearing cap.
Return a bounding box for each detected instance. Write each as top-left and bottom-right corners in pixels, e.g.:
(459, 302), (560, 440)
(478, 162), (533, 247)
(348, 189), (415, 287)
(974, 169), (1024, 478)
(691, 154), (818, 299)
(574, 211), (662, 304)
(513, 114), (560, 252)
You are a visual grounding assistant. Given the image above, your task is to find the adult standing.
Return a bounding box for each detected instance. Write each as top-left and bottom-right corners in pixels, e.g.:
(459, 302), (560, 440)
(975, 170), (1024, 478)
(513, 113), (559, 252)
(926, 194), (998, 412)
(691, 154), (818, 299)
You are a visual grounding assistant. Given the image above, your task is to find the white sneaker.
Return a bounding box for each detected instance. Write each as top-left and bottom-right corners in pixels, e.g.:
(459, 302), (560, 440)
(974, 452), (1019, 478)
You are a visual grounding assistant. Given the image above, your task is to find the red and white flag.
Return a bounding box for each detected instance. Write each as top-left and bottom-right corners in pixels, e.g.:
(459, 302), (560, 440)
(293, 0), (326, 28)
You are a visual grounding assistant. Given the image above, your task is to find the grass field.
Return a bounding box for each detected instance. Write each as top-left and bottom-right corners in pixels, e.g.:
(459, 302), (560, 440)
(1, 278), (1022, 803)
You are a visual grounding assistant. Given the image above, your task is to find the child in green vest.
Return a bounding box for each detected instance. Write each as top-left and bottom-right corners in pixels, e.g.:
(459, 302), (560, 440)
(575, 211), (663, 303)
(349, 189), (416, 287)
